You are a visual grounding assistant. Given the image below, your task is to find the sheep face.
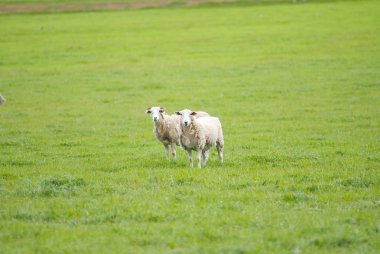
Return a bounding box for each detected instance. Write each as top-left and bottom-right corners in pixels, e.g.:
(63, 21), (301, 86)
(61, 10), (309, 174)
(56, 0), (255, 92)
(146, 106), (165, 123)
(175, 109), (197, 127)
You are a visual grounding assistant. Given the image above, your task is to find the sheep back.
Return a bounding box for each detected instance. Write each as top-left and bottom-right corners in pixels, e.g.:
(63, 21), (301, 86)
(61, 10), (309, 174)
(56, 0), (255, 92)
(194, 111), (209, 118)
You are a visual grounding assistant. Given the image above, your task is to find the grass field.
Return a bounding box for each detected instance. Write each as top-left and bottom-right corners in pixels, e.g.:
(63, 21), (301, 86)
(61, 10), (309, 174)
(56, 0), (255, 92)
(0, 0), (379, 253)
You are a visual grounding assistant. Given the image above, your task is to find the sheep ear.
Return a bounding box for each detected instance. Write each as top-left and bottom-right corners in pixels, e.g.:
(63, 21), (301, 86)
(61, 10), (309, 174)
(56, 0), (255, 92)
(146, 107), (152, 114)
(175, 111), (181, 115)
(190, 111), (197, 116)
(159, 107), (165, 113)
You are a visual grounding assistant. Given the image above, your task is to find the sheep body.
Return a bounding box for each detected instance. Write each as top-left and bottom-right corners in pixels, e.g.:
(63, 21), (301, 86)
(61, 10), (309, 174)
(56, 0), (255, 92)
(179, 117), (220, 150)
(153, 113), (181, 146)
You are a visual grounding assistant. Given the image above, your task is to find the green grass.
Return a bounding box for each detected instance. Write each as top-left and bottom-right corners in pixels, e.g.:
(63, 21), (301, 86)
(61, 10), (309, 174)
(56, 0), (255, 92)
(0, 0), (297, 5)
(0, 0), (340, 6)
(0, 0), (379, 253)
(0, 0), (168, 3)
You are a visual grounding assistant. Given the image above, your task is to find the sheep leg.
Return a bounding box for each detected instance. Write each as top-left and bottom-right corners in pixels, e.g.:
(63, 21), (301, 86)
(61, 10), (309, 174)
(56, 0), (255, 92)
(171, 143), (176, 160)
(196, 150), (202, 168)
(202, 150), (209, 166)
(217, 128), (224, 165)
(164, 144), (170, 160)
(187, 150), (193, 168)
(217, 145), (223, 165)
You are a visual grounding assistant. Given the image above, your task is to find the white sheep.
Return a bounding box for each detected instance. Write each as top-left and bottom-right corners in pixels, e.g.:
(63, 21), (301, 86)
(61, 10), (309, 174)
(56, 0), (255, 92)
(0, 94), (5, 105)
(175, 109), (224, 168)
(146, 106), (209, 160)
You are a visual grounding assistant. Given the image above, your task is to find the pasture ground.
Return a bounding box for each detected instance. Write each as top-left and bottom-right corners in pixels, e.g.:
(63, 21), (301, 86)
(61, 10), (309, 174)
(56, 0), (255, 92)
(0, 0), (379, 253)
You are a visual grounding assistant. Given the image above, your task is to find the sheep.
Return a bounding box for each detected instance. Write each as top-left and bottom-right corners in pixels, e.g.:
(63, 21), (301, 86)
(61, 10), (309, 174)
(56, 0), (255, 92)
(146, 106), (180, 160)
(175, 109), (224, 168)
(0, 94), (5, 105)
(146, 106), (210, 160)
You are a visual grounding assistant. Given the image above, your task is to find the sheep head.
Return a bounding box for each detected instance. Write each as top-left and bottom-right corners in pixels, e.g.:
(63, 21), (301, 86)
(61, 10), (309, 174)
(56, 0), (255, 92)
(175, 109), (197, 127)
(146, 106), (165, 122)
